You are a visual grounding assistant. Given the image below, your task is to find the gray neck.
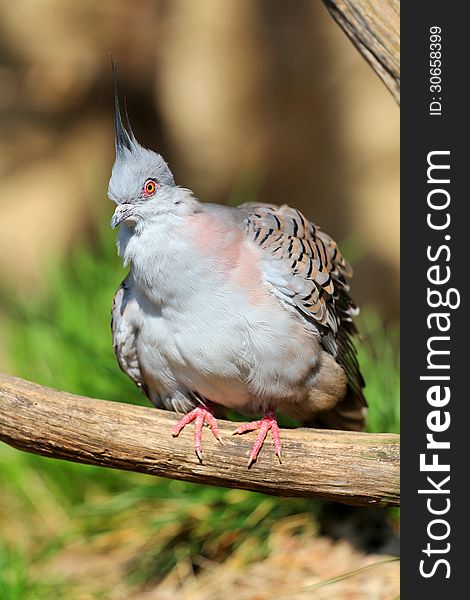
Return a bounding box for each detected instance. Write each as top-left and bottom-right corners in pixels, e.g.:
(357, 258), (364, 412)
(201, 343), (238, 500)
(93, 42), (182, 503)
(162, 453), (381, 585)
(117, 211), (209, 309)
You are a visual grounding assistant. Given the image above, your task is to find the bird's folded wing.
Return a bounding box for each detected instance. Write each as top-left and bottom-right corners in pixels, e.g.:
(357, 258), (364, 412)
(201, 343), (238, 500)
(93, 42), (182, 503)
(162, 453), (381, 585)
(238, 202), (365, 401)
(111, 274), (147, 393)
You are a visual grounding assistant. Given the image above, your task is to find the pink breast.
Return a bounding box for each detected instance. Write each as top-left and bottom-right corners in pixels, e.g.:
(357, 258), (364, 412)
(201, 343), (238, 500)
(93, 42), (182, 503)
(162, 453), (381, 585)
(184, 212), (268, 305)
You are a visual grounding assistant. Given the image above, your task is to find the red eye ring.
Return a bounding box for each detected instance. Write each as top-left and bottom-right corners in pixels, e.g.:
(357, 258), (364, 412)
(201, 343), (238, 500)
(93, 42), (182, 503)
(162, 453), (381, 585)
(143, 179), (158, 197)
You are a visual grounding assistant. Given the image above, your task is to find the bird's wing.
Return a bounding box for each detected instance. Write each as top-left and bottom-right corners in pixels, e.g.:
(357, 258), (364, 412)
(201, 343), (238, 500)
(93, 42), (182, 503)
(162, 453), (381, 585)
(239, 202), (366, 424)
(111, 274), (147, 395)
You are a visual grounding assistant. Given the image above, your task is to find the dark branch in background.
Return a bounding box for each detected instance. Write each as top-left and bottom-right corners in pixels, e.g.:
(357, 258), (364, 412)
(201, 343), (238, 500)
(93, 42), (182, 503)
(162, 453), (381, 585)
(322, 0), (400, 103)
(0, 373), (399, 507)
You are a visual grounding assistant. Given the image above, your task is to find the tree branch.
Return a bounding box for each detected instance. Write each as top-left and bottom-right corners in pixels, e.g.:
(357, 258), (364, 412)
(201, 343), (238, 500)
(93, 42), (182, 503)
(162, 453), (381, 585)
(322, 0), (400, 103)
(0, 372), (399, 507)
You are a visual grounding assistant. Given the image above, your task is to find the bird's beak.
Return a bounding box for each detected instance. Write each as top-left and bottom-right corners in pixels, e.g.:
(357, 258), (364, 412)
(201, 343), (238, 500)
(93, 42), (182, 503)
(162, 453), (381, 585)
(111, 203), (135, 228)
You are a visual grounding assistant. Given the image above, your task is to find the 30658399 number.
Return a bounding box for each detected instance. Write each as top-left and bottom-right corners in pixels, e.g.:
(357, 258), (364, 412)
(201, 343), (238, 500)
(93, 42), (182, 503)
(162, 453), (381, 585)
(429, 26), (442, 116)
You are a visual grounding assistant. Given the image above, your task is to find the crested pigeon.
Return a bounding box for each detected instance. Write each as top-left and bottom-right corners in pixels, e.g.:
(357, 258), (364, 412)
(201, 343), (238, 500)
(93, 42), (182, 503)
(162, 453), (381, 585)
(109, 71), (366, 467)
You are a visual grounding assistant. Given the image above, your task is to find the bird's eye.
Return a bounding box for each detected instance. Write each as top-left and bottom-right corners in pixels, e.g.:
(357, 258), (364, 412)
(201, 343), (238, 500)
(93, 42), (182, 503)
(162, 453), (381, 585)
(143, 179), (159, 197)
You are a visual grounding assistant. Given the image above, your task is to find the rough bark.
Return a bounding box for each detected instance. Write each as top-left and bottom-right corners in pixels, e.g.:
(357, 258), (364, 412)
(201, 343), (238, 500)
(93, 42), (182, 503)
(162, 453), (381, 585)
(322, 0), (400, 103)
(0, 372), (399, 507)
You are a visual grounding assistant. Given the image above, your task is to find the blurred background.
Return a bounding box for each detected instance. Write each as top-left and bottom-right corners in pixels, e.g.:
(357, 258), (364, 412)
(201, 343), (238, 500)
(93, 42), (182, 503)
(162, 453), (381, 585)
(0, 1), (399, 598)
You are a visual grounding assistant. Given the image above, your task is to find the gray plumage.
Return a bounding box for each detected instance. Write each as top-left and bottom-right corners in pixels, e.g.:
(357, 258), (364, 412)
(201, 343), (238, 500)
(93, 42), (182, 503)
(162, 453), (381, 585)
(109, 75), (366, 454)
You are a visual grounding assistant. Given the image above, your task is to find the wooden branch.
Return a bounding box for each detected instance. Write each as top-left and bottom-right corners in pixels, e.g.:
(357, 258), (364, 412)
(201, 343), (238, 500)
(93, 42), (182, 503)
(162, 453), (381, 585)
(0, 372), (399, 507)
(322, 0), (400, 103)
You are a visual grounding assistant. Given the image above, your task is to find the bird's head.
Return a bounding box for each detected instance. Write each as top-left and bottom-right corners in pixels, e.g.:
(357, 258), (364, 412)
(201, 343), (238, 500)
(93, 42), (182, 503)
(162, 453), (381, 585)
(107, 62), (183, 230)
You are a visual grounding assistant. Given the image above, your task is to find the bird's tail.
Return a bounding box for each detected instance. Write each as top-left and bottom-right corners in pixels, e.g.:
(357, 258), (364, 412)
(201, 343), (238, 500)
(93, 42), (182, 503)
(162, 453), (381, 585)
(312, 383), (367, 431)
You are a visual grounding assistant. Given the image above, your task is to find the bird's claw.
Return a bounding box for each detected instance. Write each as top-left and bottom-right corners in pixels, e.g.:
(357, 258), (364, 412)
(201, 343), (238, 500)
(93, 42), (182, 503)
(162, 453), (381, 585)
(233, 410), (282, 467)
(172, 406), (221, 462)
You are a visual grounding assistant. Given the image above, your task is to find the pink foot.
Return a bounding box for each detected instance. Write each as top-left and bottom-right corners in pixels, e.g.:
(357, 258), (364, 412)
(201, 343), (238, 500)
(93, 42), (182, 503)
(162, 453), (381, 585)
(232, 410), (282, 467)
(172, 406), (222, 462)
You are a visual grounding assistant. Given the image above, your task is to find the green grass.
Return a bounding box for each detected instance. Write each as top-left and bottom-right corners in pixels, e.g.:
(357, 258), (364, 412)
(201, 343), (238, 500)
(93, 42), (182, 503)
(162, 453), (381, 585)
(3, 231), (139, 403)
(0, 539), (67, 600)
(359, 310), (400, 434)
(0, 225), (399, 595)
(0, 542), (36, 600)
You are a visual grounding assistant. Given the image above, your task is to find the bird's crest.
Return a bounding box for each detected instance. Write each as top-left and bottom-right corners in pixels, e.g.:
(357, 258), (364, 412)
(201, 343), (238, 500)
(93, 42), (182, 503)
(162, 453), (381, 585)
(108, 55), (176, 203)
(111, 57), (137, 156)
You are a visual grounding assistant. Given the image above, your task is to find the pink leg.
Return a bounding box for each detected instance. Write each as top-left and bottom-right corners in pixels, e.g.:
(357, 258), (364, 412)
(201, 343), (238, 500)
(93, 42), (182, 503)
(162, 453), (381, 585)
(232, 409), (282, 467)
(172, 405), (222, 462)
